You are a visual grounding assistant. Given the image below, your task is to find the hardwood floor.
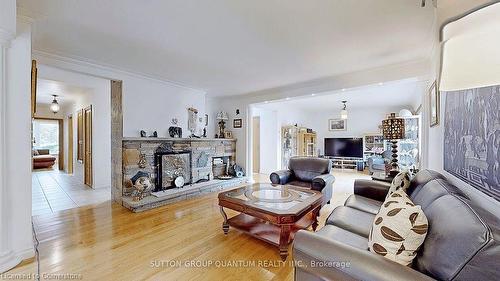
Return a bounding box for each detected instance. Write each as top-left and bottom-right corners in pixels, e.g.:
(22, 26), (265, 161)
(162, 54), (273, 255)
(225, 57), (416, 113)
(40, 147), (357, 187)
(8, 170), (369, 280)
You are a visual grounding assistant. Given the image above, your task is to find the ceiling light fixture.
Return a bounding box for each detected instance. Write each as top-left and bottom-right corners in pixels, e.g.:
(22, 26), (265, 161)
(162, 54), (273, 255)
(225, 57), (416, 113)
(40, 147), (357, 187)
(340, 101), (348, 120)
(50, 95), (60, 114)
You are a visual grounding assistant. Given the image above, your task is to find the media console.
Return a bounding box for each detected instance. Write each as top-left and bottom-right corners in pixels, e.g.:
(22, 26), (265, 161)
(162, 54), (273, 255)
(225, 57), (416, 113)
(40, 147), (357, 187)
(327, 156), (364, 170)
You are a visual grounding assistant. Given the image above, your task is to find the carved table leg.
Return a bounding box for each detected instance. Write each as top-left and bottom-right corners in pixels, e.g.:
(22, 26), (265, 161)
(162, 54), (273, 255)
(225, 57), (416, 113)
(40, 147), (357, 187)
(219, 206), (229, 234)
(279, 225), (291, 261)
(312, 206), (320, 231)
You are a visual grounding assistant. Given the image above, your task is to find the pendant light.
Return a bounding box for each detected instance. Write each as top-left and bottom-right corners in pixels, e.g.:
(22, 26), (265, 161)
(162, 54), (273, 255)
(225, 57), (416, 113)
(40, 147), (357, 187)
(50, 94), (60, 114)
(340, 101), (348, 120)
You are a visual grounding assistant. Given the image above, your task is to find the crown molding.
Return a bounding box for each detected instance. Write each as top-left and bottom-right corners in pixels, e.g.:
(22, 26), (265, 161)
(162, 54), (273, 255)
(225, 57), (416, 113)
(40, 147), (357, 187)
(32, 50), (206, 94)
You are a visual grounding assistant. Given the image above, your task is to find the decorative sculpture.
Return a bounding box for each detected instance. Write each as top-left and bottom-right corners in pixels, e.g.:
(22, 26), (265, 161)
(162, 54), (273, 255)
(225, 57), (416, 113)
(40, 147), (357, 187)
(230, 164), (245, 178)
(138, 153), (147, 168)
(188, 107), (198, 137)
(168, 126), (182, 138)
(382, 113), (405, 177)
(216, 111), (228, 138)
(130, 171), (154, 201)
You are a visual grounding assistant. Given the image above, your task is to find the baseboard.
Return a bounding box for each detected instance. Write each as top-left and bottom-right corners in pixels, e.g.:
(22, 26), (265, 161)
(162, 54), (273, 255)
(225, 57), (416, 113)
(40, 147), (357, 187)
(0, 247), (34, 273)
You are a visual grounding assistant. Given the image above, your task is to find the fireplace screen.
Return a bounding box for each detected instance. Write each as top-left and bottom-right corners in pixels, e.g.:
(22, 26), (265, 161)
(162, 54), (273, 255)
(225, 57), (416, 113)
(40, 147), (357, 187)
(155, 152), (191, 191)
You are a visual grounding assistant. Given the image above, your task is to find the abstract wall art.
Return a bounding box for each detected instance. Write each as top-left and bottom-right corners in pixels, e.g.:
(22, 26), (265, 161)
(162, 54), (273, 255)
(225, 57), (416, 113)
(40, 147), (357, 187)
(443, 85), (500, 201)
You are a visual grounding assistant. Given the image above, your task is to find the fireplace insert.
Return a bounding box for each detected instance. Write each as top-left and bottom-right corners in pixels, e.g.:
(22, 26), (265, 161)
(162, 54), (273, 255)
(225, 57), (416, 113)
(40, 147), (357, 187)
(155, 151), (192, 191)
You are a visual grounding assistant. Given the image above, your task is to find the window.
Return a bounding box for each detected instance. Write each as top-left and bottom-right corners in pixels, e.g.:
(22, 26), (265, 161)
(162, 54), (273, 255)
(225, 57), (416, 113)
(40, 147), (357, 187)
(33, 119), (59, 154)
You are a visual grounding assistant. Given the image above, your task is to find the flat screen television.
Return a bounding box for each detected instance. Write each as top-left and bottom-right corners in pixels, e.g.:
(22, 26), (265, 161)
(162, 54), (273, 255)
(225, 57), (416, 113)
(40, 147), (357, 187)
(324, 138), (363, 158)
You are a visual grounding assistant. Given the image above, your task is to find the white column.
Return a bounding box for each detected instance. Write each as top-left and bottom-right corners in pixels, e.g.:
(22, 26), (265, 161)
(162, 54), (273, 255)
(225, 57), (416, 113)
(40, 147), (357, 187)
(0, 44), (15, 273)
(0, 1), (31, 273)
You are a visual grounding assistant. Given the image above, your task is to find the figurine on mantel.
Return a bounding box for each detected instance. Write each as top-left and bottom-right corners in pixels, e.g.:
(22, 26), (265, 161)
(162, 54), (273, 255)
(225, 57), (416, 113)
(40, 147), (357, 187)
(188, 107), (198, 137)
(187, 107), (208, 138)
(169, 118), (182, 138)
(216, 111), (228, 138)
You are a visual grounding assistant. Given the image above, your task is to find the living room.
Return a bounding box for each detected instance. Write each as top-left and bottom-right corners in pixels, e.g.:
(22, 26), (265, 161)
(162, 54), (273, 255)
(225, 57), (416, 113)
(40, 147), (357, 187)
(1, 1), (499, 280)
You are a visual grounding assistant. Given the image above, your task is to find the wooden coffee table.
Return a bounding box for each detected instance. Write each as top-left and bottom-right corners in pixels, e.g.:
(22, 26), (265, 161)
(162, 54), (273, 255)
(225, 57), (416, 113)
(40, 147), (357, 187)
(218, 183), (323, 260)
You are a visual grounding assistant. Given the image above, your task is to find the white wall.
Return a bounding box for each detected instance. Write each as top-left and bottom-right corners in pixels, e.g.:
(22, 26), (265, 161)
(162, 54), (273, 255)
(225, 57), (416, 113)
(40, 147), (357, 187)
(34, 52), (207, 139)
(1, 17), (34, 272)
(122, 79), (206, 138)
(34, 103), (68, 119)
(251, 107), (279, 174)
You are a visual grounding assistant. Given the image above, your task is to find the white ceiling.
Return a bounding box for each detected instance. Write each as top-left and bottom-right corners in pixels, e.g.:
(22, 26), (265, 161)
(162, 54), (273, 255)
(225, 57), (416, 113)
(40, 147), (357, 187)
(36, 78), (89, 105)
(19, 0), (435, 96)
(255, 79), (425, 112)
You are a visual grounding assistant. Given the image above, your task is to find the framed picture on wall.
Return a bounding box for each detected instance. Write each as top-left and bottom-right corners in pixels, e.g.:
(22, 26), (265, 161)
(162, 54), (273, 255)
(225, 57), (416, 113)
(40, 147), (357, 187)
(429, 81), (440, 127)
(328, 119), (347, 131)
(233, 118), (242, 128)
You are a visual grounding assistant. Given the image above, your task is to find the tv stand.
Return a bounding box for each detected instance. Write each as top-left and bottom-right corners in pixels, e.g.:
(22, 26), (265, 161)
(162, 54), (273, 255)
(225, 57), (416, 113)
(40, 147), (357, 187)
(328, 156), (363, 170)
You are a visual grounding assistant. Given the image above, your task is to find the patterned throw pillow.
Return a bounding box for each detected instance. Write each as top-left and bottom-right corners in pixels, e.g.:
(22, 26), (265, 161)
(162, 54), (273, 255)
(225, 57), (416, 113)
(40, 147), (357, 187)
(369, 189), (428, 266)
(386, 171), (411, 199)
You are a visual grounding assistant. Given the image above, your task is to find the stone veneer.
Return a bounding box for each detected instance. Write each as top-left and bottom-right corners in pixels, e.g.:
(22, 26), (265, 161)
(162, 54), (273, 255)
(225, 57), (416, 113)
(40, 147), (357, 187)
(121, 138), (242, 212)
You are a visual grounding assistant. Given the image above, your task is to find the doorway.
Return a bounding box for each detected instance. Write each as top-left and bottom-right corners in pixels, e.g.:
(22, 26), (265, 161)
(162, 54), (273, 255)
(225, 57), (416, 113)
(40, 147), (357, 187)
(83, 105), (93, 187)
(252, 116), (260, 173)
(67, 114), (73, 174)
(31, 71), (113, 215)
(32, 117), (64, 171)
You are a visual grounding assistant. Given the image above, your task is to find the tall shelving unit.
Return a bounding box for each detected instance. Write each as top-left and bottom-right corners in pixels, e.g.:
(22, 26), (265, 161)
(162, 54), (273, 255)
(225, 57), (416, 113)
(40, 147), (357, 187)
(363, 134), (388, 160)
(398, 115), (420, 170)
(298, 131), (317, 157)
(281, 126), (317, 169)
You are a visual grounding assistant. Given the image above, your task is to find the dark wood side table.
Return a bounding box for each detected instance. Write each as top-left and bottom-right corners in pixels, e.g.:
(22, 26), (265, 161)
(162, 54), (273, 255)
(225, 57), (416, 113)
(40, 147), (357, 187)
(218, 183), (323, 260)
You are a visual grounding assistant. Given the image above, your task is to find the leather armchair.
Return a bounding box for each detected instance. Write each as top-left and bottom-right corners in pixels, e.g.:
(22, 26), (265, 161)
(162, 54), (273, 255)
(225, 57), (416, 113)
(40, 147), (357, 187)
(270, 157), (334, 205)
(353, 179), (391, 202)
(367, 150), (391, 174)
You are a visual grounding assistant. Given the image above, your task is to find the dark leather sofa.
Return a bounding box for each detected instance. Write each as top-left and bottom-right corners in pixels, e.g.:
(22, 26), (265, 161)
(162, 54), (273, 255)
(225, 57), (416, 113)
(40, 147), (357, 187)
(292, 169), (500, 281)
(270, 157), (334, 205)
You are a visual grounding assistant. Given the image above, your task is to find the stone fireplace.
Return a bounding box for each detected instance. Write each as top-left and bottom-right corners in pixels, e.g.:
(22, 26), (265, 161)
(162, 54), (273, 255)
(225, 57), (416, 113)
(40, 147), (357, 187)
(121, 137), (246, 212)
